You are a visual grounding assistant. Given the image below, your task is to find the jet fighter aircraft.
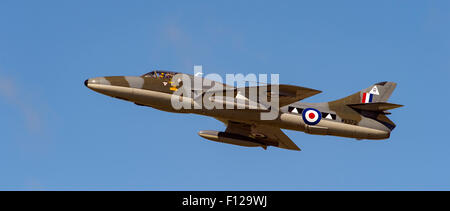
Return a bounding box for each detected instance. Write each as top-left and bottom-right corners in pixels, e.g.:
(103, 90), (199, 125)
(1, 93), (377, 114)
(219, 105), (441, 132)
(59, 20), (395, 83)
(85, 70), (402, 151)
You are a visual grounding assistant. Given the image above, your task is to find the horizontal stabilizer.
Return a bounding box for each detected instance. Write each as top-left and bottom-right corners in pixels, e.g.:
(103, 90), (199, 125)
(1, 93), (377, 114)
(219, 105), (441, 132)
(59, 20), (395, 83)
(348, 102), (403, 111)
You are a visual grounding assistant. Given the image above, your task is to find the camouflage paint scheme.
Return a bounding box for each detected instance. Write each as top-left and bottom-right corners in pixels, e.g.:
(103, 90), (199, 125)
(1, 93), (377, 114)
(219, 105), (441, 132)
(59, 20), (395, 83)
(85, 71), (402, 151)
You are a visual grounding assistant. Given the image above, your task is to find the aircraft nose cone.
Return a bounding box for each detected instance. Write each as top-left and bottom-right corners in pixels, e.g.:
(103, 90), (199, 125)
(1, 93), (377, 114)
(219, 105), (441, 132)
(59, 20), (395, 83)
(84, 77), (112, 89)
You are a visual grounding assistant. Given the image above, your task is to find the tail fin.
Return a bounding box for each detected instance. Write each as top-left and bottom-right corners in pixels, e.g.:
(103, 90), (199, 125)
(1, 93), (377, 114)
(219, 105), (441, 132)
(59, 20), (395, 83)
(331, 81), (398, 104)
(329, 82), (402, 131)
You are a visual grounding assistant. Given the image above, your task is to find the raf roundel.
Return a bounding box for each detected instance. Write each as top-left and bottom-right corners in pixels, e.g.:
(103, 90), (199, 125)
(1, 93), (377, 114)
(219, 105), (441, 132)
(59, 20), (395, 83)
(302, 108), (322, 125)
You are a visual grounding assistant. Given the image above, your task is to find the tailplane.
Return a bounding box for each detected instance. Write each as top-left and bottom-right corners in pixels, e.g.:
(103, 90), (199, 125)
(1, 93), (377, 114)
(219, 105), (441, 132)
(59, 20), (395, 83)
(347, 102), (403, 112)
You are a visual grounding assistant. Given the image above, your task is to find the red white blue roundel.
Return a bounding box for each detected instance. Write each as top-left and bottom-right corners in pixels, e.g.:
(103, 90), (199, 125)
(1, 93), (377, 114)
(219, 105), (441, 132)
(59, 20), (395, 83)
(302, 108), (322, 125)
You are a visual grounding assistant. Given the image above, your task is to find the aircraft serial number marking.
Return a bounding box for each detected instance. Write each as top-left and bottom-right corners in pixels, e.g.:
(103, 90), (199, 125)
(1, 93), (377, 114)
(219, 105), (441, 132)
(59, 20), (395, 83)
(342, 119), (358, 125)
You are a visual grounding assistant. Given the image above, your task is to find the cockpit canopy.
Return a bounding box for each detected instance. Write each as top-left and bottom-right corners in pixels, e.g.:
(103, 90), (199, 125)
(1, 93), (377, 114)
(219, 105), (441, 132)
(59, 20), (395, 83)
(142, 70), (180, 79)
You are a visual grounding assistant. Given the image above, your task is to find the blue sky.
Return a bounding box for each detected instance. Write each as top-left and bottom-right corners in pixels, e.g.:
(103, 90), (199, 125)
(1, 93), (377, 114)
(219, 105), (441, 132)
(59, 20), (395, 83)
(0, 0), (449, 190)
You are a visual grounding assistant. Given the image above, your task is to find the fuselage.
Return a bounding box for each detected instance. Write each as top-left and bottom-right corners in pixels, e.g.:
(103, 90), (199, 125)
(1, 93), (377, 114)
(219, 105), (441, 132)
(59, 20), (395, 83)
(85, 74), (390, 140)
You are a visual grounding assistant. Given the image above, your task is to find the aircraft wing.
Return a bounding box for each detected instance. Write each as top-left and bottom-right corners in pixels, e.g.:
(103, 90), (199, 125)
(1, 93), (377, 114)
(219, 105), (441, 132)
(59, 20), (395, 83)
(222, 120), (301, 151)
(264, 84), (322, 107)
(203, 84), (321, 108)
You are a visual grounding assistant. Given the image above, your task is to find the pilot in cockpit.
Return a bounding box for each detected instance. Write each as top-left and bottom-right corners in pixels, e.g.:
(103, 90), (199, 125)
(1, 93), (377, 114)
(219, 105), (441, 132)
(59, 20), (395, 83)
(143, 70), (179, 79)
